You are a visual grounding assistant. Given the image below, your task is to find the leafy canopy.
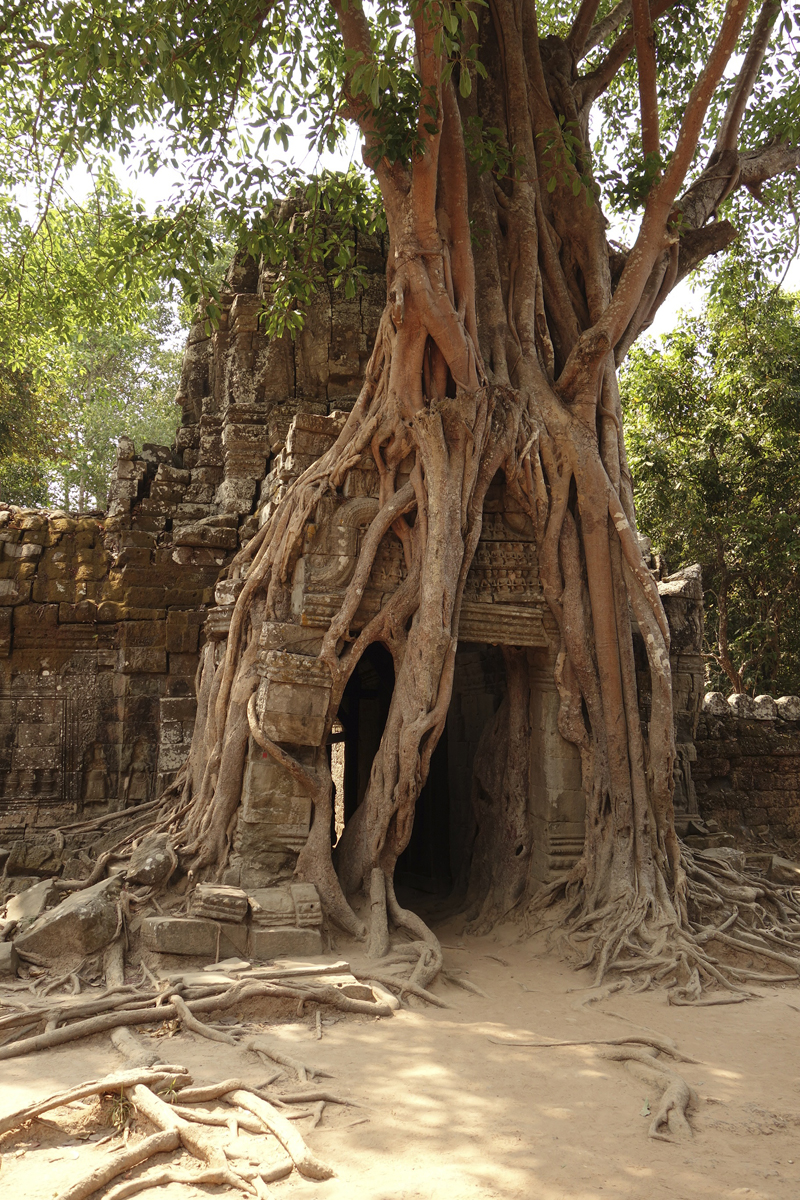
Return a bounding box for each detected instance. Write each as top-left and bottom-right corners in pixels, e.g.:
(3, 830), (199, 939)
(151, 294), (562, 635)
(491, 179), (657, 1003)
(0, 179), (182, 508)
(2, 1), (800, 323)
(622, 259), (800, 697)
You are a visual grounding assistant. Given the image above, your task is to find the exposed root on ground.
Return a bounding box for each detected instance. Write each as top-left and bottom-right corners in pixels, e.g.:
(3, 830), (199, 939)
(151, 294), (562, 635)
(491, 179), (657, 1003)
(0, 949), (394, 1062)
(526, 845), (800, 1001)
(489, 1031), (698, 1141)
(0, 1014), (350, 1200)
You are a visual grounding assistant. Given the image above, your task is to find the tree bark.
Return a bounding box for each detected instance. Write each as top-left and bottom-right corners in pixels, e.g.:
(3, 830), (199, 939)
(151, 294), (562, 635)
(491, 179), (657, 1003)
(155, 0), (799, 990)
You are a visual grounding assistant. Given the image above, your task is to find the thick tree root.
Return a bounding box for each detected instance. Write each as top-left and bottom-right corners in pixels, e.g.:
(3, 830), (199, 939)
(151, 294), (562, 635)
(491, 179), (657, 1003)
(5, 1042), (338, 1200)
(55, 1130), (183, 1200)
(527, 846), (800, 999)
(0, 975), (393, 1061)
(487, 1033), (697, 1062)
(0, 1067), (191, 1135)
(489, 1033), (698, 1141)
(597, 1046), (697, 1142)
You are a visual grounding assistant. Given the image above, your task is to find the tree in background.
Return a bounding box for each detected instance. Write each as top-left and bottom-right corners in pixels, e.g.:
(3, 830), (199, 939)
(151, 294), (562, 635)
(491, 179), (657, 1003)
(622, 264), (800, 698)
(37, 309), (181, 511)
(4, 0), (800, 996)
(0, 183), (183, 507)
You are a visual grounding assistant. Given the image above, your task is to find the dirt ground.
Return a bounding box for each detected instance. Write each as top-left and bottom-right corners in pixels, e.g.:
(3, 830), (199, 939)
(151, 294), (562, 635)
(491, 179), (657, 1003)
(2, 916), (799, 1200)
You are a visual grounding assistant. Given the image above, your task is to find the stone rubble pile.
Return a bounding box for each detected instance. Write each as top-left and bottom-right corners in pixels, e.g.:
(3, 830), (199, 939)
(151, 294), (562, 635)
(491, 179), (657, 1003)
(0, 873), (324, 974)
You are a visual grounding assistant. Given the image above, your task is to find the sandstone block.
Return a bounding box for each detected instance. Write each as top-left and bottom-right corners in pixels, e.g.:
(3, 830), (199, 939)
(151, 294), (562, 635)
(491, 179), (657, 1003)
(160, 696), (197, 722)
(167, 652), (200, 676)
(776, 695), (800, 721)
(141, 916), (248, 957)
(190, 884), (249, 923)
(0, 608), (10, 656)
(254, 650), (332, 746)
(753, 695), (778, 720)
(249, 927), (323, 960)
(0, 942), (19, 977)
(173, 521), (238, 549)
(118, 647), (168, 674)
(0, 578), (31, 605)
(5, 878), (58, 923)
(728, 693), (755, 718)
(768, 856), (800, 885)
(124, 834), (176, 887)
(166, 609), (203, 654)
(15, 876), (121, 960)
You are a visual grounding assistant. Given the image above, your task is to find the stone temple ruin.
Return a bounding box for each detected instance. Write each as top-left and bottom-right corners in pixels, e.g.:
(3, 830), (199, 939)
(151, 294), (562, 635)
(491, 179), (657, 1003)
(1, 239), (799, 924)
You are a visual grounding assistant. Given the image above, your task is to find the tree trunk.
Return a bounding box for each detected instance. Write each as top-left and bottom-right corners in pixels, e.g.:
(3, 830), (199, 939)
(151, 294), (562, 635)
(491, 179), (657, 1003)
(157, 0), (762, 989)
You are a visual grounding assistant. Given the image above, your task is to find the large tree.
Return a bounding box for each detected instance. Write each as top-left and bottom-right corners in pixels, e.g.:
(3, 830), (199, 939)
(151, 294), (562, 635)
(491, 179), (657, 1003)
(5, 0), (800, 991)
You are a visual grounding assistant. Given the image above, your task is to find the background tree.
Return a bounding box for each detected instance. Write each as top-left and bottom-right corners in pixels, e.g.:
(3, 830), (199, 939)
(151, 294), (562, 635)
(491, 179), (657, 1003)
(622, 263), (800, 698)
(0, 183), (183, 507)
(4, 0), (800, 993)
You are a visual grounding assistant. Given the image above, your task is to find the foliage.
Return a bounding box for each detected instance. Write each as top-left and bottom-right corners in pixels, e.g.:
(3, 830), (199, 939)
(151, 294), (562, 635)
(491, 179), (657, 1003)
(622, 263), (800, 697)
(0, 184), (182, 509)
(3, 1), (798, 327)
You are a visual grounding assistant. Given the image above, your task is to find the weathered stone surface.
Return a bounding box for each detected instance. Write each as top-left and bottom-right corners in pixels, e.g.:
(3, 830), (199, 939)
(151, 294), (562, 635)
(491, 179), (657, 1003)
(254, 650), (332, 746)
(238, 744), (312, 851)
(728, 693), (755, 718)
(141, 916), (248, 957)
(753, 694), (778, 720)
(124, 834), (177, 887)
(0, 941), (19, 976)
(776, 695), (800, 721)
(695, 698), (800, 839)
(703, 691), (730, 717)
(4, 877), (58, 924)
(14, 876), (121, 959)
(697, 846), (746, 870)
(189, 884), (249, 923)
(248, 883), (322, 929)
(6, 840), (61, 877)
(249, 927), (323, 959)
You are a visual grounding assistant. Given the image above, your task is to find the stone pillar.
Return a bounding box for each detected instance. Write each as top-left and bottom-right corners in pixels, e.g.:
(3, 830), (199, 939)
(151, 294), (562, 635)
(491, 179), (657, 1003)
(527, 640), (585, 885)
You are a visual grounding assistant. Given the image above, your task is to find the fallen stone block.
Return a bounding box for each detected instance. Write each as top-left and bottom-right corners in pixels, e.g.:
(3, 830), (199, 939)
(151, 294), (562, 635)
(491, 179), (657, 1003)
(249, 927), (323, 960)
(5, 878), (58, 924)
(141, 916), (248, 958)
(697, 846), (746, 871)
(0, 942), (19, 977)
(768, 856), (800, 885)
(189, 884), (249, 923)
(124, 835), (176, 888)
(14, 876), (121, 960)
(248, 883), (322, 929)
(6, 840), (62, 877)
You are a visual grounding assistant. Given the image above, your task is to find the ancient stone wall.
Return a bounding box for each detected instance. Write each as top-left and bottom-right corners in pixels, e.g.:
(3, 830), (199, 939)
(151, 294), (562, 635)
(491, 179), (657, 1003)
(0, 236), (388, 867)
(693, 693), (800, 841)
(0, 232), (717, 894)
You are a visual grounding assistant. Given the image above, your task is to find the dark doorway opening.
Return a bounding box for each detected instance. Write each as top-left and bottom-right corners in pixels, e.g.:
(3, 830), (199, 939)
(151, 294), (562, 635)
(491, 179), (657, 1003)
(335, 642), (506, 905)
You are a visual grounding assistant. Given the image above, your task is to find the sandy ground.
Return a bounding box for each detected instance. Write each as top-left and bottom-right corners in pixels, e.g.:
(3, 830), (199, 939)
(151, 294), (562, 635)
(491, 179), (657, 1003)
(2, 917), (799, 1200)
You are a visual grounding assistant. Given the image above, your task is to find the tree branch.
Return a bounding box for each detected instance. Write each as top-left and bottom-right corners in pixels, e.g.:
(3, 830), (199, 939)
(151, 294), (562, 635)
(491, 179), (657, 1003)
(716, 0), (781, 153)
(328, 0), (411, 210)
(410, 0), (446, 244)
(578, 0), (676, 110)
(599, 0), (750, 350)
(632, 0), (659, 158)
(567, 0), (604, 58)
(583, 0), (631, 54)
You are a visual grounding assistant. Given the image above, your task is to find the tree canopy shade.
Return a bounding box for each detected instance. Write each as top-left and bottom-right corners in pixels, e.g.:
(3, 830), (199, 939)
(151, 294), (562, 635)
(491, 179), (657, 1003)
(6, 0), (800, 998)
(622, 265), (800, 699)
